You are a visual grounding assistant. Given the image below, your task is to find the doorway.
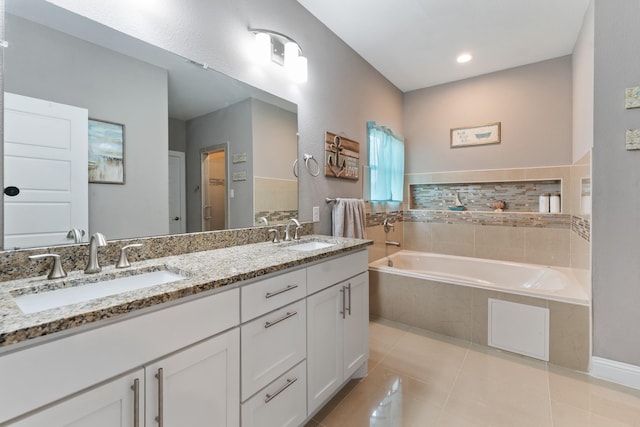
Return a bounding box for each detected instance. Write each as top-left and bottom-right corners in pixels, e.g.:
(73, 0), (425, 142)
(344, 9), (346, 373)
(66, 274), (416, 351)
(201, 144), (228, 231)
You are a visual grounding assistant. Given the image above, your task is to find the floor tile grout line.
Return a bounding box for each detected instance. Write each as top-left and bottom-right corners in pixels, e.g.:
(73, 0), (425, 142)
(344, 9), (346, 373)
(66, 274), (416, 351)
(437, 344), (472, 424)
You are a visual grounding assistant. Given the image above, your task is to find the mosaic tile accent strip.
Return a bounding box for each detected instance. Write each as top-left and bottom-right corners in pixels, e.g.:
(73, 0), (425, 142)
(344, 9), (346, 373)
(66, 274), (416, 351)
(572, 215), (591, 242)
(410, 180), (561, 212)
(365, 211), (403, 227)
(0, 223), (315, 282)
(255, 210), (299, 226)
(402, 210), (572, 228)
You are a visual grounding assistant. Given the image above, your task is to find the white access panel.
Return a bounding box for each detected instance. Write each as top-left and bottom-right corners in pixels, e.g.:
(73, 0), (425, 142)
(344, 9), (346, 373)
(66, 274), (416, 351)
(488, 298), (549, 361)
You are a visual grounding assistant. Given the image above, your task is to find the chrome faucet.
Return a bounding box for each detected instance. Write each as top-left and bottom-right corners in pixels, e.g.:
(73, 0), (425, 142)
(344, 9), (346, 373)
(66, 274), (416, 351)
(85, 232), (107, 274)
(284, 218), (302, 241)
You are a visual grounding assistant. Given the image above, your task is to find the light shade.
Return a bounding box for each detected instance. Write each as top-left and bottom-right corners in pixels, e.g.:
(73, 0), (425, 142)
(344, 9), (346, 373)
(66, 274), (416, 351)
(284, 41), (300, 70)
(249, 28), (308, 83)
(291, 56), (308, 83)
(254, 32), (271, 65)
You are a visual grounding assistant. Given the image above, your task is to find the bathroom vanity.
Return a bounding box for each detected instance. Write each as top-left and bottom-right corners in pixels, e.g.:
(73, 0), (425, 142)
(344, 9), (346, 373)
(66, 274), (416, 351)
(0, 236), (371, 426)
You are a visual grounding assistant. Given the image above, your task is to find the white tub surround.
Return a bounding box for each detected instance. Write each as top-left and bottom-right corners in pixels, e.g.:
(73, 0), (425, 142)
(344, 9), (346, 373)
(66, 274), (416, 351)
(369, 250), (589, 305)
(369, 250), (590, 371)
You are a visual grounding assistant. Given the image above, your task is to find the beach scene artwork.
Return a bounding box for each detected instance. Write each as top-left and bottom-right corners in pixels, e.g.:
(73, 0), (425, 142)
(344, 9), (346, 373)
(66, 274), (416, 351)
(88, 119), (125, 184)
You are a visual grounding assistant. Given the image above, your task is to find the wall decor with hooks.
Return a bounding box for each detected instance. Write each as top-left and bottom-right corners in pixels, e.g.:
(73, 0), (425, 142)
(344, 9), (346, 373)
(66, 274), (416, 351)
(324, 131), (360, 180)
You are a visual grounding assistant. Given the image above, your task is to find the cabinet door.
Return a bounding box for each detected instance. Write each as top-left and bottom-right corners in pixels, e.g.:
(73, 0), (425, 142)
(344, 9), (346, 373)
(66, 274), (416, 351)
(343, 272), (369, 378)
(145, 328), (240, 427)
(306, 284), (343, 415)
(11, 369), (143, 427)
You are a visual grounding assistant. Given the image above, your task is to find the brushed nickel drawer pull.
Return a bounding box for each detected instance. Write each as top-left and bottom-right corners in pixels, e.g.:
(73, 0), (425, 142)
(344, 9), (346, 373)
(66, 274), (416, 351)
(265, 284), (298, 299)
(131, 378), (140, 427)
(340, 287), (346, 319)
(264, 311), (297, 328)
(265, 377), (298, 403)
(347, 282), (352, 316)
(155, 368), (164, 427)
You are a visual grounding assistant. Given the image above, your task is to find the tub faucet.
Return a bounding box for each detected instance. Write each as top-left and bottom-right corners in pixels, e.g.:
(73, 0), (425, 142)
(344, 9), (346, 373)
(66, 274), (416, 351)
(385, 240), (401, 247)
(383, 217), (395, 233)
(284, 218), (302, 241)
(85, 232), (107, 274)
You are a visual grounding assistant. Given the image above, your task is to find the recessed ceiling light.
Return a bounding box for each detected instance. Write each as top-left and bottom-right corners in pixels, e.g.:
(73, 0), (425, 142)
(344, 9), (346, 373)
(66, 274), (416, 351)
(456, 53), (473, 63)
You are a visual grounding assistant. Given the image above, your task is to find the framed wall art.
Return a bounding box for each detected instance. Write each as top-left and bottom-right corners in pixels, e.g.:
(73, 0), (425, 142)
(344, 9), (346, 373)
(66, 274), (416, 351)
(88, 118), (125, 184)
(450, 122), (501, 148)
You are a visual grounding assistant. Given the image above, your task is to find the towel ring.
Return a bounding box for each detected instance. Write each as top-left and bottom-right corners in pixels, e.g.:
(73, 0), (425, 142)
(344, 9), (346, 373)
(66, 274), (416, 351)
(292, 159), (299, 178)
(303, 153), (320, 177)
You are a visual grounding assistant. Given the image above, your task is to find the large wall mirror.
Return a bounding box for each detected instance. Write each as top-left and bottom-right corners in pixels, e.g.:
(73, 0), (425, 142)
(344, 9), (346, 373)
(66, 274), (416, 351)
(3, 0), (298, 250)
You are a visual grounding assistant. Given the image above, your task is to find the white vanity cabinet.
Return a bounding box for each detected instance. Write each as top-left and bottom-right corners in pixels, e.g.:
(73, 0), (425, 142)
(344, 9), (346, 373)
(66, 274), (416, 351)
(11, 329), (240, 427)
(0, 289), (240, 426)
(306, 251), (369, 416)
(10, 369), (144, 427)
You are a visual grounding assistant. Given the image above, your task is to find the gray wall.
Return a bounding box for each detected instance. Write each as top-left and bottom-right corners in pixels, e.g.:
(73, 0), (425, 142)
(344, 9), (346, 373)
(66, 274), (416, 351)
(592, 0), (640, 366)
(169, 118), (187, 152)
(45, 0), (404, 235)
(252, 99), (297, 180)
(5, 14), (169, 240)
(572, 1), (595, 162)
(403, 56), (573, 174)
(186, 99), (253, 231)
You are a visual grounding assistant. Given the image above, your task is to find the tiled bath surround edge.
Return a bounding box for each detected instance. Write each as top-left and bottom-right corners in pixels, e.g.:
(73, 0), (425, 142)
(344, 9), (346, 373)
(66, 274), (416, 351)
(366, 209), (590, 241)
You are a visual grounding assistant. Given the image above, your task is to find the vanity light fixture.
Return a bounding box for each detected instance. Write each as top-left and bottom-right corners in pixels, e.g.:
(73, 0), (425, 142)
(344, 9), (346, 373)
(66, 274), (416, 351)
(456, 53), (473, 63)
(250, 28), (308, 83)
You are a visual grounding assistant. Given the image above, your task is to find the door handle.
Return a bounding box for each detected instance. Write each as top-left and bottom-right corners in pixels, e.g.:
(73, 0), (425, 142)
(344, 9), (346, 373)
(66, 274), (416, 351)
(347, 282), (352, 316)
(340, 287), (346, 319)
(173, 216), (180, 221)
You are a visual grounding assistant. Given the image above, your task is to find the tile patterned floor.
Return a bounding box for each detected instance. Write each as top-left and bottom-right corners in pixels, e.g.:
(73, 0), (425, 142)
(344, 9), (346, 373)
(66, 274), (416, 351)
(307, 319), (640, 426)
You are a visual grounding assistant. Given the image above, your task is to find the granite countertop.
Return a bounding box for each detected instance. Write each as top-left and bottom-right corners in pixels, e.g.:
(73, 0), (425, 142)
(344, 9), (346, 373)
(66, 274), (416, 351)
(0, 235), (372, 349)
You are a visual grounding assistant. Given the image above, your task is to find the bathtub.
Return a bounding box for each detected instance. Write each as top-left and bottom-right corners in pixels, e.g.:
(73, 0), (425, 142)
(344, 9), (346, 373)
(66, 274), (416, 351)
(369, 250), (590, 305)
(368, 250), (591, 370)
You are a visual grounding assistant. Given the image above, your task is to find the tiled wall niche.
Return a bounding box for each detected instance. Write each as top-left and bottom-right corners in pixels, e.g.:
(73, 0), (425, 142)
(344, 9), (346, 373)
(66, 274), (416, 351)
(410, 180), (562, 212)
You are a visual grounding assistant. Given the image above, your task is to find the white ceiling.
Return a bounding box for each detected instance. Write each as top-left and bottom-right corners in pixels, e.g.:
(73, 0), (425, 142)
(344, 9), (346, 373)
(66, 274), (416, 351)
(297, 0), (591, 92)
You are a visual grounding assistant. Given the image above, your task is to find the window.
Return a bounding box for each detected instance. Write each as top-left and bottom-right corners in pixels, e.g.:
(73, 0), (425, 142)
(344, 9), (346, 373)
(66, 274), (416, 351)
(367, 121), (404, 201)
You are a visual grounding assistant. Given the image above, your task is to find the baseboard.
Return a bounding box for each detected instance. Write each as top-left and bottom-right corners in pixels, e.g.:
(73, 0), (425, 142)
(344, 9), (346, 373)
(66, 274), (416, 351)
(591, 356), (640, 390)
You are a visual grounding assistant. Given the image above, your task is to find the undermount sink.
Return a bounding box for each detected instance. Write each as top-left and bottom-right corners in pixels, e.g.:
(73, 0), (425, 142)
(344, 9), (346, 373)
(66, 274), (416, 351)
(12, 269), (185, 314)
(286, 241), (336, 252)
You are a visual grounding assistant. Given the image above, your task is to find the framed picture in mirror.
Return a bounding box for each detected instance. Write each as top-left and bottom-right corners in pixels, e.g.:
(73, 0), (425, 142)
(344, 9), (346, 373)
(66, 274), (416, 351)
(88, 118), (125, 184)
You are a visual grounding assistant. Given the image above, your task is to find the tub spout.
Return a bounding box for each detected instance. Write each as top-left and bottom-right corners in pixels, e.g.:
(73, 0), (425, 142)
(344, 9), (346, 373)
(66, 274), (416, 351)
(385, 240), (401, 247)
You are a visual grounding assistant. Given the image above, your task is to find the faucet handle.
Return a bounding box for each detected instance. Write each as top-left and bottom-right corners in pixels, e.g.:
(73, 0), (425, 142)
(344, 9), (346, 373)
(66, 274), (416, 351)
(116, 244), (143, 268)
(268, 229), (280, 243)
(29, 254), (67, 279)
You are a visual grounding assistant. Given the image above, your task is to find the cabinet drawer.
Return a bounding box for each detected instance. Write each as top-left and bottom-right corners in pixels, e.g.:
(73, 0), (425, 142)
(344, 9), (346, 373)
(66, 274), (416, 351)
(241, 361), (307, 427)
(307, 250), (368, 294)
(241, 269), (306, 322)
(241, 300), (306, 401)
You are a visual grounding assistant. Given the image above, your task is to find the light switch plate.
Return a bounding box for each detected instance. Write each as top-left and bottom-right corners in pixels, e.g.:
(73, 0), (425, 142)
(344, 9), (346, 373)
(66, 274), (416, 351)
(313, 206), (320, 222)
